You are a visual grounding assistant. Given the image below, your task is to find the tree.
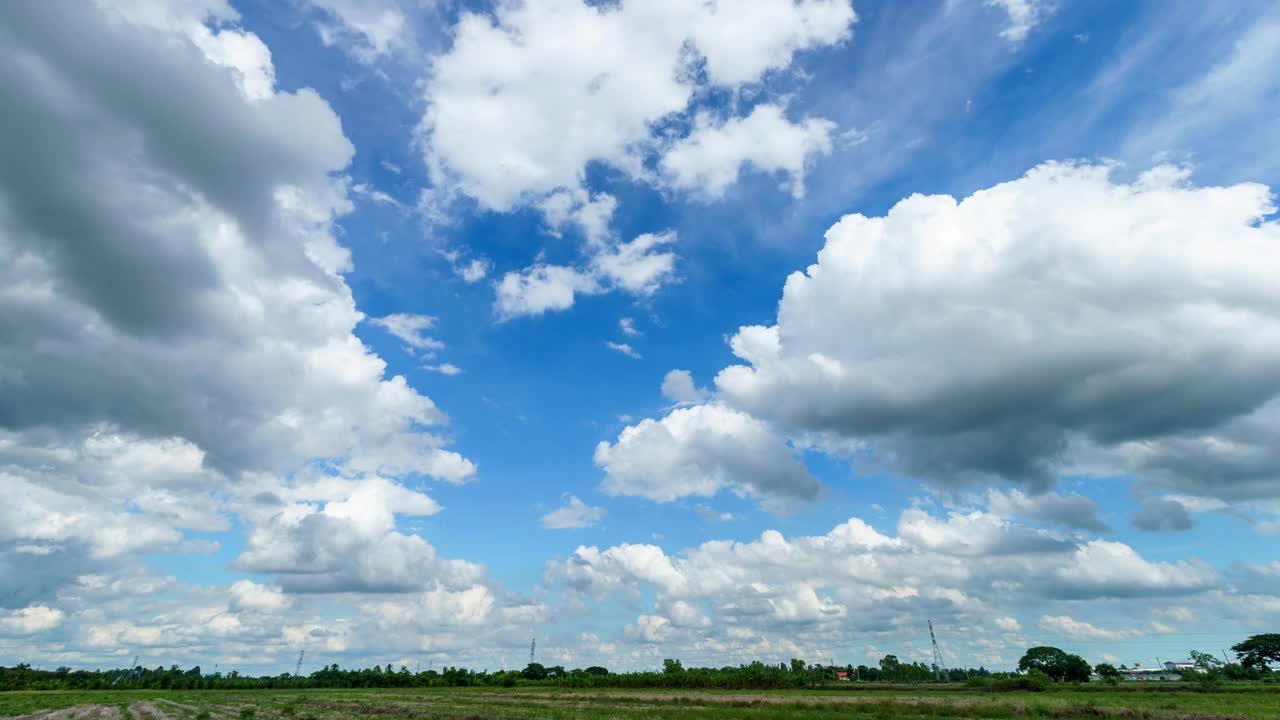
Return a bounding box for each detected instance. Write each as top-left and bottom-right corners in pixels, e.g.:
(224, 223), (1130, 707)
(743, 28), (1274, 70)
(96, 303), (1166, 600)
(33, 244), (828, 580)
(1094, 663), (1121, 679)
(521, 663), (547, 680)
(879, 654), (900, 681)
(1017, 647), (1091, 682)
(1189, 651), (1222, 669)
(1231, 634), (1280, 670)
(584, 666), (609, 676)
(662, 658), (684, 675)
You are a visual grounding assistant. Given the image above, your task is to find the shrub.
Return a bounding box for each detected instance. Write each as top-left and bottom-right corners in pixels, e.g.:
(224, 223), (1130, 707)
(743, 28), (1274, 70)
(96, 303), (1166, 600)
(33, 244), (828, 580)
(991, 669), (1052, 692)
(240, 708), (256, 720)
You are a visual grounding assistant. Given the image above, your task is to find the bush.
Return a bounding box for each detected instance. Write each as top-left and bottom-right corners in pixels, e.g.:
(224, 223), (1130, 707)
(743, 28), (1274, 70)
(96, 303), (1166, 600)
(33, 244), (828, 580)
(964, 676), (992, 689)
(240, 708), (256, 720)
(991, 669), (1052, 692)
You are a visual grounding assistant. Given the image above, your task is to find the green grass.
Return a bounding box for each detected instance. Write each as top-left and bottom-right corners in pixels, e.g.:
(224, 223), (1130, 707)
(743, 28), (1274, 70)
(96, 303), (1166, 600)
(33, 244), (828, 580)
(1, 686), (1276, 720)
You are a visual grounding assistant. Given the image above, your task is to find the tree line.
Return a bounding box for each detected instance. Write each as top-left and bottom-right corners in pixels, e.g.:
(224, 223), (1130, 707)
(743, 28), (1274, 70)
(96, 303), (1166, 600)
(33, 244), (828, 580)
(3, 633), (1274, 692)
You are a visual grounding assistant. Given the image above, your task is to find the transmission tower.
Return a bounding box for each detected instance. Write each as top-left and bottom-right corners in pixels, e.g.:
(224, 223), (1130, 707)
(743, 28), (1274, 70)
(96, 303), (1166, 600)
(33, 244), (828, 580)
(529, 638), (536, 666)
(295, 650), (305, 678)
(928, 621), (949, 680)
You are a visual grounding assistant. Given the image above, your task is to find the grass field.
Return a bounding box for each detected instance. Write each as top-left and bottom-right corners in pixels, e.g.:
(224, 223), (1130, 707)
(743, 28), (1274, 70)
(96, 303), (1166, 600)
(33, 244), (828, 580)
(2, 686), (1277, 720)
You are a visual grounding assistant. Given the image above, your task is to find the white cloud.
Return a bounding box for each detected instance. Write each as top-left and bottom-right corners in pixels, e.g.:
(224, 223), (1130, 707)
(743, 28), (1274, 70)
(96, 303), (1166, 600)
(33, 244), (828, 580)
(539, 190), (618, 245)
(307, 0), (406, 59)
(619, 317), (640, 336)
(228, 580), (289, 613)
(421, 0), (855, 210)
(370, 313), (444, 355)
(706, 162), (1280, 501)
(0, 0), (477, 612)
(595, 403), (819, 507)
(494, 264), (601, 319)
(590, 231), (678, 296)
(0, 606), (65, 636)
(233, 475), (483, 593)
(495, 231), (678, 319)
(606, 341), (642, 359)
(548, 506), (1215, 661)
(661, 369), (710, 405)
(661, 104), (836, 199)
(541, 495), (608, 529)
(985, 0), (1049, 43)
(1038, 614), (1135, 641)
(457, 259), (491, 283)
(423, 362), (463, 376)
(994, 616), (1021, 632)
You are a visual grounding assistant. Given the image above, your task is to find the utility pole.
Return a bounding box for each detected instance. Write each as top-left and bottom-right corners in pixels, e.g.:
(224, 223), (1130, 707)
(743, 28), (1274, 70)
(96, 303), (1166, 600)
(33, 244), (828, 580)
(1221, 649), (1231, 665)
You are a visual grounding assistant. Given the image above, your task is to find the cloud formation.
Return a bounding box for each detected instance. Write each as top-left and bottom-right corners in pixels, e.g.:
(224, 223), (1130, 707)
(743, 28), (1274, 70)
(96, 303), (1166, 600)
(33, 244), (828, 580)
(422, 0), (854, 210)
(595, 404), (819, 507)
(708, 163), (1280, 502)
(0, 0), (476, 611)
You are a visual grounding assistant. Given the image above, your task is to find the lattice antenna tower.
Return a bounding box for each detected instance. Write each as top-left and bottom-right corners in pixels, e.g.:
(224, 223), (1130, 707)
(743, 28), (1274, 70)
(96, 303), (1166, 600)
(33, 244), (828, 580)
(928, 621), (949, 680)
(529, 638), (536, 666)
(295, 650), (305, 678)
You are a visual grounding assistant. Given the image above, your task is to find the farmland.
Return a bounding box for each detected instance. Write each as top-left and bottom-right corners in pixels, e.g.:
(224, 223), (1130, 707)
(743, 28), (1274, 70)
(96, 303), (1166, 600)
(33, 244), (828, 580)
(2, 686), (1278, 720)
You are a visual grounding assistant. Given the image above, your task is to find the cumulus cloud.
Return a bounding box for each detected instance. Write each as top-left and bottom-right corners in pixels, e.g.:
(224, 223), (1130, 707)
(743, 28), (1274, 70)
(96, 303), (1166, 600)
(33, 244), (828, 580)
(547, 507), (1215, 663)
(590, 232), (678, 296)
(661, 104), (835, 199)
(541, 495), (608, 530)
(1132, 496), (1194, 532)
(705, 162), (1280, 504)
(661, 369), (711, 405)
(422, 0), (854, 211)
(494, 264), (602, 319)
(595, 404), (820, 508)
(539, 190), (618, 246)
(0, 606), (65, 636)
(0, 0), (477, 611)
(1038, 614), (1135, 641)
(494, 231), (677, 319)
(985, 489), (1111, 533)
(457, 258), (491, 283)
(994, 616), (1022, 632)
(233, 476), (483, 593)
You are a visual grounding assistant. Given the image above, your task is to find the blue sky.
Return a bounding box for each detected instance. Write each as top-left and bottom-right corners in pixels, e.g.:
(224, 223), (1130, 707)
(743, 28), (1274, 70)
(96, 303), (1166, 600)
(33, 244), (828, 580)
(1, 0), (1279, 674)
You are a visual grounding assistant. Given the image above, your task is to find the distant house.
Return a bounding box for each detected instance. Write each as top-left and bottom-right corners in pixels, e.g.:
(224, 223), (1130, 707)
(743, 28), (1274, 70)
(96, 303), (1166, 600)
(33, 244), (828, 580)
(1163, 661), (1197, 672)
(835, 671), (850, 681)
(1119, 667), (1179, 681)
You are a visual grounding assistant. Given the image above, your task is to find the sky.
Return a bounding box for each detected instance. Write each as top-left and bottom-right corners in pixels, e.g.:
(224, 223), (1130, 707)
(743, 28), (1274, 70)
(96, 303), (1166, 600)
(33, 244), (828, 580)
(2, 0), (1280, 675)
